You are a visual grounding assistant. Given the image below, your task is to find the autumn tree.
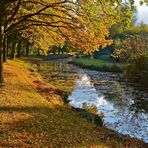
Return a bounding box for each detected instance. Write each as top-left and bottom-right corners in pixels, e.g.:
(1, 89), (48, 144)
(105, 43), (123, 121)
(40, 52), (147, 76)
(0, 0), (147, 85)
(0, 0), (79, 85)
(113, 33), (148, 61)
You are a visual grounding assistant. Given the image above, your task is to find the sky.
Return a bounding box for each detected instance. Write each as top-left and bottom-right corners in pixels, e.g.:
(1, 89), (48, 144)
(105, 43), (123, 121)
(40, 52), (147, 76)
(134, 0), (148, 24)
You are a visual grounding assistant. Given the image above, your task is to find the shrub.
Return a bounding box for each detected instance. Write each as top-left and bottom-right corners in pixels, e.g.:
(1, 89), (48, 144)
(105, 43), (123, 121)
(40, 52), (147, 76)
(124, 54), (148, 86)
(110, 64), (122, 72)
(82, 103), (104, 126)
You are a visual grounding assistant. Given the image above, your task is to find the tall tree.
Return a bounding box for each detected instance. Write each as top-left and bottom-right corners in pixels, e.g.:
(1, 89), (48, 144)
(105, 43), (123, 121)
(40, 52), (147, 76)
(0, 0), (147, 85)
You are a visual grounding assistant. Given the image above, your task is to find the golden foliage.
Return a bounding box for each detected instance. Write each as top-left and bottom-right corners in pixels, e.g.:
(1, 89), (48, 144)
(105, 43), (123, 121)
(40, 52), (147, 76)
(2, 0), (136, 54)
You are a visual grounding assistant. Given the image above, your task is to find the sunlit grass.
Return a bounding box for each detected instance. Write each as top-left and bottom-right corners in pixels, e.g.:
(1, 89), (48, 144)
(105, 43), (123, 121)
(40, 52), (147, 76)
(73, 57), (125, 72)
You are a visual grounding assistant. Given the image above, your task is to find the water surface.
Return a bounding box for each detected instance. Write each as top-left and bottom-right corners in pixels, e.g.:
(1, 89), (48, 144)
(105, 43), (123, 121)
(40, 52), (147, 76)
(38, 59), (148, 143)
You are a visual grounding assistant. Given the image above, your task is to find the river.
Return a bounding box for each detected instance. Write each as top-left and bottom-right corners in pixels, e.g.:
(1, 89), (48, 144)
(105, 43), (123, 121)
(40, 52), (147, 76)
(37, 59), (148, 143)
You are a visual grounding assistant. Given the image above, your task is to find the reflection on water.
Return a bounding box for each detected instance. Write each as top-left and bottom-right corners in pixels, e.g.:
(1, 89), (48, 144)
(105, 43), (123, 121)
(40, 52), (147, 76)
(68, 72), (148, 143)
(38, 60), (148, 143)
(37, 60), (78, 95)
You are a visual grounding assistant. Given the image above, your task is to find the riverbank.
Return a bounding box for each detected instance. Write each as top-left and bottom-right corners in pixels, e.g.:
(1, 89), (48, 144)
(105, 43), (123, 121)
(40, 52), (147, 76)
(71, 57), (125, 73)
(0, 58), (147, 147)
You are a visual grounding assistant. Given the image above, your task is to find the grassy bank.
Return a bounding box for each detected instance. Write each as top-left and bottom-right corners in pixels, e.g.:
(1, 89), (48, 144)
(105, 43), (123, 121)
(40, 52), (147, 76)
(71, 57), (125, 73)
(0, 59), (146, 147)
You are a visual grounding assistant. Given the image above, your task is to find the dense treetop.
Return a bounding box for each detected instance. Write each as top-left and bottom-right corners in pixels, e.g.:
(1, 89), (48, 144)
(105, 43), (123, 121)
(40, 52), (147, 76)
(1, 0), (141, 54)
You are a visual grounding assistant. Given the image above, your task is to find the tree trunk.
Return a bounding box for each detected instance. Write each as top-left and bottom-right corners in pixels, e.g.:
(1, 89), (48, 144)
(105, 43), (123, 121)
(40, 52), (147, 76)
(17, 40), (22, 58)
(10, 34), (17, 59)
(0, 47), (4, 85)
(0, 20), (4, 85)
(26, 42), (29, 57)
(37, 48), (40, 56)
(6, 37), (9, 57)
(58, 47), (60, 54)
(90, 54), (94, 60)
(3, 35), (7, 62)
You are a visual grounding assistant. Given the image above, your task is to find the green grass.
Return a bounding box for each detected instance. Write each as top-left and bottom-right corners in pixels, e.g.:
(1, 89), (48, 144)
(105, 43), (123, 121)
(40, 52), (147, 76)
(72, 57), (125, 72)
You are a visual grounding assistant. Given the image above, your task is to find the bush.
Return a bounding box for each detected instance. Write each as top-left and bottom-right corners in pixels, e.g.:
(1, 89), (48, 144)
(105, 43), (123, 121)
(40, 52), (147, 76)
(110, 64), (122, 72)
(124, 54), (148, 86)
(82, 103), (104, 126)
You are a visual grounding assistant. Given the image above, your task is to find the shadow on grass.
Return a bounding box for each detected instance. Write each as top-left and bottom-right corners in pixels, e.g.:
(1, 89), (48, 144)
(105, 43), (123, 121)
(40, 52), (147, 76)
(0, 105), (75, 146)
(0, 105), (103, 147)
(0, 106), (53, 113)
(0, 106), (147, 147)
